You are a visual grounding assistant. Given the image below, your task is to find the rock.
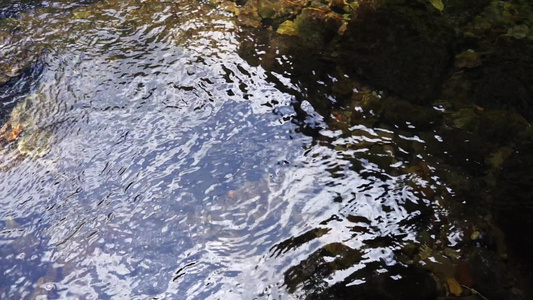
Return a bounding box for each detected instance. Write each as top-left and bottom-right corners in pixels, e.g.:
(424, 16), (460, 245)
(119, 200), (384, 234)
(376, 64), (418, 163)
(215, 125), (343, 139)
(311, 265), (438, 300)
(446, 277), (462, 296)
(293, 7), (342, 46)
(443, 247), (459, 259)
(270, 227), (331, 257)
(284, 242), (363, 292)
(339, 1), (455, 103)
(429, 0), (444, 11)
(238, 0), (305, 27)
(237, 0), (262, 27)
(329, 0), (346, 11)
(418, 248), (456, 280)
(470, 231), (480, 241)
(0, 121), (22, 145)
(277, 20), (299, 36)
(454, 50), (482, 69)
(507, 24), (529, 39)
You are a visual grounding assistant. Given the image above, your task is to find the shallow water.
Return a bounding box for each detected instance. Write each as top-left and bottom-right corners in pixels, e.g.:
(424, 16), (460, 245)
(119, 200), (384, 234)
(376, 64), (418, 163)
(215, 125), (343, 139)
(0, 1), (527, 299)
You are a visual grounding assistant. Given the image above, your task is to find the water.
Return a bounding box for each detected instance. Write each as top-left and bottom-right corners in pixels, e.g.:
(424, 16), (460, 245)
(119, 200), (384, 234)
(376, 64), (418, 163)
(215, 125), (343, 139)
(0, 1), (530, 299)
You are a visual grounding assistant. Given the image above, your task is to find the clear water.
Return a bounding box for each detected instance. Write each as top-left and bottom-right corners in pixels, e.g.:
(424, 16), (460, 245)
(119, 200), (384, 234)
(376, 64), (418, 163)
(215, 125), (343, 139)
(0, 1), (523, 299)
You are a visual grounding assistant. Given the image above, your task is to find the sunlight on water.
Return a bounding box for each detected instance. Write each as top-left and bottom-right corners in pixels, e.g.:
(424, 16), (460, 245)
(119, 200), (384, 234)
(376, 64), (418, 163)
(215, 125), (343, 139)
(0, 0), (508, 299)
(0, 1), (325, 298)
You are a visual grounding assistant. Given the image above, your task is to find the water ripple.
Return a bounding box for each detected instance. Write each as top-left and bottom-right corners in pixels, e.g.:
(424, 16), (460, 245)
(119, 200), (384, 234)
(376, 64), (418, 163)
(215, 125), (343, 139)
(0, 1), (457, 299)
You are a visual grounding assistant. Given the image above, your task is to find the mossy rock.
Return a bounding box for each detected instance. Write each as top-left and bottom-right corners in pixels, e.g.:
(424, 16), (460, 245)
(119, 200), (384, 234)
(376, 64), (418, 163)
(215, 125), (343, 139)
(238, 0), (305, 27)
(340, 3), (453, 103)
(293, 7), (342, 46)
(337, 0), (491, 104)
(277, 20), (299, 36)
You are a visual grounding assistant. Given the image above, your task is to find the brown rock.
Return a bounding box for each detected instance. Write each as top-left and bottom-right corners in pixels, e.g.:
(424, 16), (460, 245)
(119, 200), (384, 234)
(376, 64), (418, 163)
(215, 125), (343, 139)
(446, 277), (463, 296)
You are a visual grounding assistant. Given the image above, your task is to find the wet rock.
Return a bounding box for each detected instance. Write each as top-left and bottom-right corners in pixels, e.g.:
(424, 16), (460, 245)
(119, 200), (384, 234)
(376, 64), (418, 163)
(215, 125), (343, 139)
(470, 231), (480, 241)
(271, 227), (331, 257)
(331, 76), (354, 97)
(339, 1), (454, 103)
(454, 50), (482, 69)
(429, 0), (444, 11)
(507, 24), (529, 39)
(328, 0), (346, 11)
(293, 7), (343, 47)
(284, 243), (363, 292)
(237, 0), (262, 27)
(335, 0), (494, 104)
(417, 246), (456, 280)
(257, 0), (298, 20)
(443, 247), (459, 259)
(455, 0), (533, 120)
(450, 108), (479, 131)
(277, 20), (299, 36)
(238, 0), (305, 28)
(446, 277), (462, 296)
(0, 121), (23, 146)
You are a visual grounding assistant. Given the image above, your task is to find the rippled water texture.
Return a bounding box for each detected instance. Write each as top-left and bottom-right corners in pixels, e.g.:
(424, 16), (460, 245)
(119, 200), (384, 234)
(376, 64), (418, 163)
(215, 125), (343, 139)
(0, 1), (494, 299)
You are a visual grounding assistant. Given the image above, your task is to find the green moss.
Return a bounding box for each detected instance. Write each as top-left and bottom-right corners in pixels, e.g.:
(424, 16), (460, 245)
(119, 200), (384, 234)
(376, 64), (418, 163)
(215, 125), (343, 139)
(277, 20), (299, 35)
(293, 8), (332, 45)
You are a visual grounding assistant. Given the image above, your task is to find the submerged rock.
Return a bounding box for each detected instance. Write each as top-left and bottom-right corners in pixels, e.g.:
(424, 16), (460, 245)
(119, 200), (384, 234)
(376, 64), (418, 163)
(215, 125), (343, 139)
(277, 20), (299, 35)
(238, 0), (305, 27)
(311, 264), (437, 300)
(0, 61), (43, 125)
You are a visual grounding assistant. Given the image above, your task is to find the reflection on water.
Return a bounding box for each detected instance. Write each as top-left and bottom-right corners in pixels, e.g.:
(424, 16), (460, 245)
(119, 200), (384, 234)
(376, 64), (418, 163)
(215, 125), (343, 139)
(0, 1), (527, 299)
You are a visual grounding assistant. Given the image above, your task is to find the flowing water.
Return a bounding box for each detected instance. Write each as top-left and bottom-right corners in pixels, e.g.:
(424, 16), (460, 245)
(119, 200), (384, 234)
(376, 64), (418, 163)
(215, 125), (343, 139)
(0, 1), (529, 299)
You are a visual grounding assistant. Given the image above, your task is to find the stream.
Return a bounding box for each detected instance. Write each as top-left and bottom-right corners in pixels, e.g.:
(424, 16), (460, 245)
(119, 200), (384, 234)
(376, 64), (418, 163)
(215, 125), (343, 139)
(0, 0), (531, 299)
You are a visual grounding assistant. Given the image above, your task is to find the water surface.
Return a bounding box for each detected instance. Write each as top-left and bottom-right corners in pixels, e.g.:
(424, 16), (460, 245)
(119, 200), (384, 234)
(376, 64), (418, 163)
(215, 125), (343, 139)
(0, 1), (525, 299)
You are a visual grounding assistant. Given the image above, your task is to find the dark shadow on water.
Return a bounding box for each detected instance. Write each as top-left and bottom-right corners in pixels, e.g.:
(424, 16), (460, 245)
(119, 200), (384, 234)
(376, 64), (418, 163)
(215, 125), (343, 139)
(234, 0), (533, 298)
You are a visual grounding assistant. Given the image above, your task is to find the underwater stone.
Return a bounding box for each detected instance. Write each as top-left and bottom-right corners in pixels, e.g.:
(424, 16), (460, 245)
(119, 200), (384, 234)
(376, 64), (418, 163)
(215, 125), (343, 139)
(340, 2), (454, 103)
(454, 50), (482, 69)
(315, 265), (437, 300)
(293, 7), (341, 46)
(276, 20), (299, 36)
(446, 277), (463, 296)
(237, 0), (262, 27)
(507, 24), (529, 39)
